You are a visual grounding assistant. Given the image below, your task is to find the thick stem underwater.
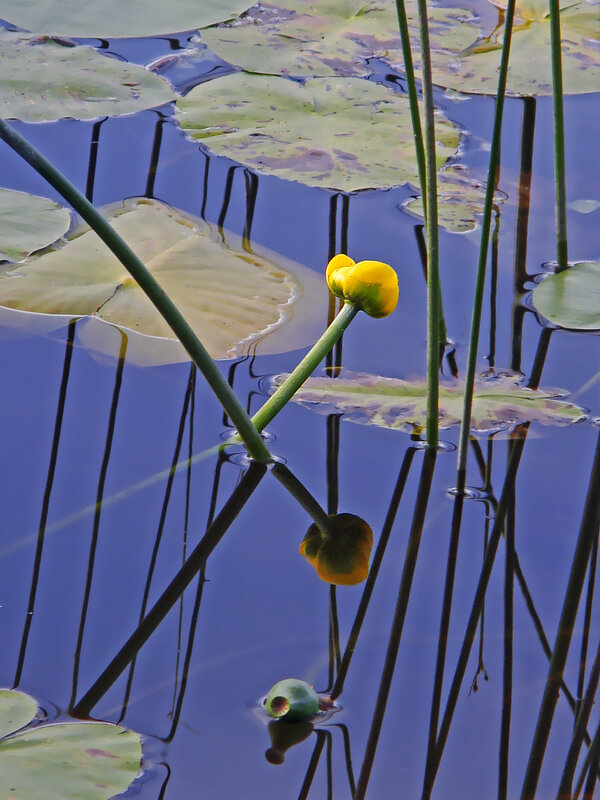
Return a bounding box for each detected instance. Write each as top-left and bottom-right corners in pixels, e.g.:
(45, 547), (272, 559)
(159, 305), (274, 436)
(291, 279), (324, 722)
(0, 119), (272, 463)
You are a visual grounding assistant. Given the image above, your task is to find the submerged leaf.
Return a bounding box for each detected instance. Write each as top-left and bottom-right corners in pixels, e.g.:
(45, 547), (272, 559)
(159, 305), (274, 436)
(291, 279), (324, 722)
(0, 32), (175, 122)
(532, 260), (600, 330)
(300, 513), (373, 585)
(0, 189), (71, 261)
(175, 74), (459, 191)
(0, 0), (253, 38)
(0, 688), (141, 799)
(275, 370), (587, 434)
(0, 198), (328, 364)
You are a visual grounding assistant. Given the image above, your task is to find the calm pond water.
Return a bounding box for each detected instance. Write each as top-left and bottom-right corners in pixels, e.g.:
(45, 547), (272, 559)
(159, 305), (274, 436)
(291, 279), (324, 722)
(0, 23), (599, 800)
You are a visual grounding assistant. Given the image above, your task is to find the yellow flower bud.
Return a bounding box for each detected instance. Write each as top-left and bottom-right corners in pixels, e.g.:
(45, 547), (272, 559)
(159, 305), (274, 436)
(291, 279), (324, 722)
(299, 513), (373, 586)
(325, 253), (398, 318)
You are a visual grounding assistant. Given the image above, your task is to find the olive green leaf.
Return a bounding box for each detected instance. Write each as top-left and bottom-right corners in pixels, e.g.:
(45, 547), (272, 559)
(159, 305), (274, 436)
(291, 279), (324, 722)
(0, 198), (329, 364)
(0, 189), (72, 261)
(0, 32), (175, 122)
(273, 370), (587, 433)
(532, 260), (600, 330)
(0, 0), (253, 38)
(175, 73), (459, 191)
(0, 688), (141, 800)
(402, 164), (507, 233)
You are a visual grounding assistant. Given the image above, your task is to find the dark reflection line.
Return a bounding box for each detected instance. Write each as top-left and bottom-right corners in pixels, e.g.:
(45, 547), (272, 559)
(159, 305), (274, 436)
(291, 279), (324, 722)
(85, 118), (106, 203)
(242, 169), (259, 250)
(218, 165), (238, 235)
(355, 449), (437, 800)
(574, 714), (600, 799)
(200, 155), (210, 221)
(297, 730), (328, 800)
(527, 328), (553, 390)
(72, 462), (266, 717)
(155, 764), (171, 800)
(513, 98), (536, 291)
(326, 411), (342, 692)
(340, 194), (349, 255)
(118, 362), (195, 724)
(499, 462), (516, 800)
(331, 446), (418, 700)
(326, 728), (334, 800)
(145, 114), (165, 199)
(327, 194), (338, 373)
(576, 531), (598, 718)
(487, 207), (500, 370)
(69, 333), (127, 711)
(520, 431), (600, 800)
(331, 724), (356, 797)
(328, 587), (341, 687)
(13, 321), (77, 688)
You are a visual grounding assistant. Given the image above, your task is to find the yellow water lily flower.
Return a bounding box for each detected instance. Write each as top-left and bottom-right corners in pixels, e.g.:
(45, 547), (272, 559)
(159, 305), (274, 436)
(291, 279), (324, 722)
(326, 253), (399, 318)
(299, 513), (373, 586)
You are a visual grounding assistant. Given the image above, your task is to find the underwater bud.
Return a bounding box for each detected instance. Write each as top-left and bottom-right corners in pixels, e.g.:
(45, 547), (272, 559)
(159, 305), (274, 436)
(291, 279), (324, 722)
(326, 254), (398, 318)
(299, 512), (373, 586)
(265, 719), (314, 765)
(265, 678), (320, 723)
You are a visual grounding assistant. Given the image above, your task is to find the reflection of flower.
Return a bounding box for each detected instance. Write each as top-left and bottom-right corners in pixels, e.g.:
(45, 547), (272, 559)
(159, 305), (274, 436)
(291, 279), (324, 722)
(326, 253), (398, 318)
(299, 513), (373, 585)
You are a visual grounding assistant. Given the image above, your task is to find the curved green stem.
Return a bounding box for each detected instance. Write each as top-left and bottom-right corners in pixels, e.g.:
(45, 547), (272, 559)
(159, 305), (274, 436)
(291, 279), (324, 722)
(271, 462), (331, 536)
(0, 119), (272, 463)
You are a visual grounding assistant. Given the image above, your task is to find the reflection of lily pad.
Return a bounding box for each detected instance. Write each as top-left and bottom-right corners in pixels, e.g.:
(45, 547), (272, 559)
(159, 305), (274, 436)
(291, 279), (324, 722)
(402, 165), (507, 233)
(201, 0), (599, 96)
(0, 32), (175, 122)
(175, 74), (459, 191)
(0, 198), (328, 362)
(532, 260), (600, 330)
(274, 370), (587, 433)
(0, 688), (141, 800)
(0, 0), (253, 38)
(0, 189), (71, 261)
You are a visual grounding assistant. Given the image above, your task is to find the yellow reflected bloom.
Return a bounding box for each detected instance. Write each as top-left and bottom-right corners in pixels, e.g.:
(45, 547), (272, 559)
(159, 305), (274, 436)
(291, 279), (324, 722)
(299, 513), (373, 586)
(326, 253), (398, 318)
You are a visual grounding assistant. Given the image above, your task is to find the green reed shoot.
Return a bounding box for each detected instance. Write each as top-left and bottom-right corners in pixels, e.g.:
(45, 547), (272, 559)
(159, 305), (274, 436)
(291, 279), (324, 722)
(549, 0), (569, 269)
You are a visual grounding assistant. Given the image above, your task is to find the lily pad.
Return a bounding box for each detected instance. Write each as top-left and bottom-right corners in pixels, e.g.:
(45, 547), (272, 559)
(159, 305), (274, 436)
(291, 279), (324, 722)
(532, 260), (600, 330)
(175, 74), (459, 191)
(0, 688), (141, 800)
(0, 198), (329, 363)
(0, 32), (175, 122)
(273, 370), (587, 433)
(0, 0), (253, 38)
(201, 0), (599, 95)
(0, 189), (71, 262)
(401, 164), (507, 233)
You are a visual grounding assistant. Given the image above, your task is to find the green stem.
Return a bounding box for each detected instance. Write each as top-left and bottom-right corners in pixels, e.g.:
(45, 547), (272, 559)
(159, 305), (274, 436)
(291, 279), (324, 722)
(250, 301), (359, 433)
(0, 119), (272, 463)
(549, 0), (569, 269)
(455, 0), (516, 492)
(415, 0), (440, 449)
(271, 462), (331, 536)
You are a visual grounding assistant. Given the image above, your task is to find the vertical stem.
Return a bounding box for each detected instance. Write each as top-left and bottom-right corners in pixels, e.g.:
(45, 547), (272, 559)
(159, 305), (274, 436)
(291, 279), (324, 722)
(548, 0), (568, 269)
(499, 462), (515, 800)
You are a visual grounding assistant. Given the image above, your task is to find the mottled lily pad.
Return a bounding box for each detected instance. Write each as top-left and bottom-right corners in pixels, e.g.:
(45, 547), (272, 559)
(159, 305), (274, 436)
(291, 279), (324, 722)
(0, 198), (328, 363)
(273, 370), (587, 433)
(201, 0), (599, 95)
(0, 0), (253, 38)
(0, 688), (141, 799)
(0, 32), (175, 122)
(0, 189), (71, 261)
(532, 260), (600, 330)
(401, 164), (507, 233)
(175, 74), (459, 191)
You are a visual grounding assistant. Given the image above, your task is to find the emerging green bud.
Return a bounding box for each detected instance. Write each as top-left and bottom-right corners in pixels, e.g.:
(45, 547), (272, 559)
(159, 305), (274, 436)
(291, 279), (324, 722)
(326, 253), (399, 318)
(265, 679), (320, 722)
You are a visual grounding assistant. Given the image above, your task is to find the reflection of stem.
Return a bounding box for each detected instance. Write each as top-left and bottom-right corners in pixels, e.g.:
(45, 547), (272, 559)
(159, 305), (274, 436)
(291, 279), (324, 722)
(487, 207), (500, 369)
(145, 113), (165, 199)
(513, 98), (536, 290)
(498, 454), (515, 800)
(271, 462), (330, 536)
(242, 169), (259, 252)
(548, 0), (569, 269)
(577, 533), (599, 717)
(414, 224), (448, 348)
(331, 723), (356, 797)
(355, 449), (437, 800)
(85, 118), (106, 203)
(72, 462), (266, 717)
(297, 730), (328, 800)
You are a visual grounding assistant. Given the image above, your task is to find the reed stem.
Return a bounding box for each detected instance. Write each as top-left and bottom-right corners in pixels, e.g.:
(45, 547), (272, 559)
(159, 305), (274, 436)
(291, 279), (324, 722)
(548, 0), (569, 269)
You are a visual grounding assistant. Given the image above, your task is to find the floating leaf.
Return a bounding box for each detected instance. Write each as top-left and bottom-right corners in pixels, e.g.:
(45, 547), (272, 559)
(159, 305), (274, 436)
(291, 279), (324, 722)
(0, 32), (175, 122)
(0, 0), (253, 38)
(0, 198), (328, 363)
(175, 74), (459, 191)
(532, 260), (600, 330)
(0, 688), (141, 799)
(0, 189), (71, 262)
(274, 370), (587, 433)
(300, 513), (373, 585)
(402, 165), (507, 233)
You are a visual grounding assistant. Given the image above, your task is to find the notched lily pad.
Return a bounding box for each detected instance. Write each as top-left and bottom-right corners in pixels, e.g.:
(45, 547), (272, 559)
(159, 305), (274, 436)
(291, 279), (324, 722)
(0, 189), (72, 261)
(175, 73), (459, 191)
(0, 198), (328, 364)
(532, 259), (600, 330)
(0, 688), (141, 799)
(273, 370), (587, 434)
(0, 0), (253, 38)
(0, 32), (175, 122)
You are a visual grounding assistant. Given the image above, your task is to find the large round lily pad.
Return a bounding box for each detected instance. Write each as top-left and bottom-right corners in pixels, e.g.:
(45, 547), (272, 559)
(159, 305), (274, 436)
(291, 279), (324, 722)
(0, 189), (72, 261)
(0, 0), (253, 38)
(0, 32), (175, 122)
(175, 74), (459, 191)
(0, 198), (329, 363)
(0, 688), (141, 800)
(200, 0), (599, 95)
(532, 260), (600, 330)
(273, 370), (587, 434)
